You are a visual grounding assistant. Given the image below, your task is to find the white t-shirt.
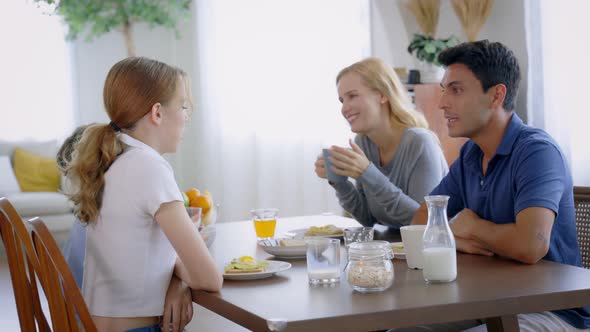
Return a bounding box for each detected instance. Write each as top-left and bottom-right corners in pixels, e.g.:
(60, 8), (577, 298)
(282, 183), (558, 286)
(82, 133), (183, 317)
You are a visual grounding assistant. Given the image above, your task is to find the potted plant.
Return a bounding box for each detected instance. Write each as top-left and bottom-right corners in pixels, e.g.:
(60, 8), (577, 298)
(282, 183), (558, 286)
(33, 0), (191, 57)
(407, 33), (459, 83)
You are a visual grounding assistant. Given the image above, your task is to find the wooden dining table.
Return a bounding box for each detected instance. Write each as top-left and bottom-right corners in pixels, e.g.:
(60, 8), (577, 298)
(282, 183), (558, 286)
(192, 214), (590, 332)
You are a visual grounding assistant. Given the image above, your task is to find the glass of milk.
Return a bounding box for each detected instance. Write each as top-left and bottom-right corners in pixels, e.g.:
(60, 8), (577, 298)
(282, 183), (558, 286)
(422, 195), (457, 283)
(306, 238), (341, 285)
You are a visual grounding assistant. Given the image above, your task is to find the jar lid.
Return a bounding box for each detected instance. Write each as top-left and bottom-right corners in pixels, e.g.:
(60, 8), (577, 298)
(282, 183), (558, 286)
(348, 241), (391, 260)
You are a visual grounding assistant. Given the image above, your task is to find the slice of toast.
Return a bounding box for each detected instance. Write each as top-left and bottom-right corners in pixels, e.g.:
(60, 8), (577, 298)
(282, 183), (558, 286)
(279, 239), (306, 247)
(225, 267), (265, 274)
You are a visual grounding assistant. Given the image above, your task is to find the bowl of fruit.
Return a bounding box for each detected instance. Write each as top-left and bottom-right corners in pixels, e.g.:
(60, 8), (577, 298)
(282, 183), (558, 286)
(183, 188), (218, 248)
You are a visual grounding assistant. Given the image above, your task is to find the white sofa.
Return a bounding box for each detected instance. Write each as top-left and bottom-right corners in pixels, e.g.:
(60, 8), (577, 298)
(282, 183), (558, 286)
(0, 139), (75, 247)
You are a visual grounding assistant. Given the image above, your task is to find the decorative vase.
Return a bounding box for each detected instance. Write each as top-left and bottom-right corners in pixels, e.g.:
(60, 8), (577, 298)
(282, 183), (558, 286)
(418, 62), (445, 84)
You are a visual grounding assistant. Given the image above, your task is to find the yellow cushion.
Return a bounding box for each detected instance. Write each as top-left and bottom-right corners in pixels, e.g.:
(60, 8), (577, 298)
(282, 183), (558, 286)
(13, 147), (60, 192)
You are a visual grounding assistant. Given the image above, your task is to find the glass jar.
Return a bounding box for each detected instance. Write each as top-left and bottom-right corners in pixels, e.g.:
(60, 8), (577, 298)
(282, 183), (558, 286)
(345, 241), (394, 292)
(422, 195), (457, 283)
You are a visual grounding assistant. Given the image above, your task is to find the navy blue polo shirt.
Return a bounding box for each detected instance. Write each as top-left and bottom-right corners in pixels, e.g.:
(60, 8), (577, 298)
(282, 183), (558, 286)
(430, 113), (589, 328)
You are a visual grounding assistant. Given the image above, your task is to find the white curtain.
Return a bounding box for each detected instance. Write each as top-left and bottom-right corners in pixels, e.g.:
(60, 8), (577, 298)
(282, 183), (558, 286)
(526, 0), (590, 186)
(0, 1), (74, 142)
(183, 0), (371, 221)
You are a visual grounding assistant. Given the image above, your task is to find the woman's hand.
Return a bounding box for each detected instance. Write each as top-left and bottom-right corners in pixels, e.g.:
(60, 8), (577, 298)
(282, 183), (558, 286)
(162, 275), (194, 332)
(329, 139), (370, 179)
(314, 153), (327, 179)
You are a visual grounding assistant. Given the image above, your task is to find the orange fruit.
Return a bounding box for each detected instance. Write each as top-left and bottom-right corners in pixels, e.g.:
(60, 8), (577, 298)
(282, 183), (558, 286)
(189, 195), (212, 215)
(185, 188), (200, 201)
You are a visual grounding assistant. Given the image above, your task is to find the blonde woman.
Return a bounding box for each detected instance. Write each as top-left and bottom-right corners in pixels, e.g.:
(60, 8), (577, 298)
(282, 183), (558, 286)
(67, 57), (222, 332)
(315, 57), (448, 228)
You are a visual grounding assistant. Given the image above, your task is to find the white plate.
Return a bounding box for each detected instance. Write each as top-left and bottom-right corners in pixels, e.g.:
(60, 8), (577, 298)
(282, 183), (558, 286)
(223, 260), (292, 280)
(284, 228), (344, 239)
(258, 239), (306, 259)
(389, 242), (406, 260)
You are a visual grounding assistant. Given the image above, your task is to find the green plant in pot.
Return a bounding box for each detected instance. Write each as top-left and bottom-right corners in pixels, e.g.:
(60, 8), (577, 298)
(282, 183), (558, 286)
(407, 33), (459, 83)
(33, 0), (191, 57)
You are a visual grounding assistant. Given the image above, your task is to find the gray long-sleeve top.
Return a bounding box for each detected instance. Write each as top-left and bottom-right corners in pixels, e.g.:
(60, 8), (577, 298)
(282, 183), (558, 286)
(331, 128), (448, 229)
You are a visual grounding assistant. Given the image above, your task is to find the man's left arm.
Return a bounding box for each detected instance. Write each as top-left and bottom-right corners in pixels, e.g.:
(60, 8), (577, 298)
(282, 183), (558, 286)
(451, 207), (554, 264)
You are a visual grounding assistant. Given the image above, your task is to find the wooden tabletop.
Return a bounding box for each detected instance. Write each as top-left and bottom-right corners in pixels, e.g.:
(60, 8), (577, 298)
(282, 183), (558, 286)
(192, 215), (590, 332)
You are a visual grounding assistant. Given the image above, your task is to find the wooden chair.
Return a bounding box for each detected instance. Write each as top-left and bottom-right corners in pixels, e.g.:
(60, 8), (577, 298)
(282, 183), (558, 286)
(28, 217), (97, 332)
(0, 197), (51, 332)
(0, 197), (97, 331)
(574, 186), (590, 269)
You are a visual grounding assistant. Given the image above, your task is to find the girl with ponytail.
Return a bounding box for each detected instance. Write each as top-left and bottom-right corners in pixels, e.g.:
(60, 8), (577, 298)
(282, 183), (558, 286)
(67, 57), (222, 332)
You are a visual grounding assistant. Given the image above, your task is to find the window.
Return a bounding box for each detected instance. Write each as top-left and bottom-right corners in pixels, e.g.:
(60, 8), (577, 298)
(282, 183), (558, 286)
(192, 0), (371, 220)
(0, 1), (74, 141)
(527, 0), (590, 185)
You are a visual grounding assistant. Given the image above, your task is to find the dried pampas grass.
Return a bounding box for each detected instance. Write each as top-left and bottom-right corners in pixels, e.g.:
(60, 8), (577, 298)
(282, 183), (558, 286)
(451, 0), (494, 41)
(403, 0), (441, 38)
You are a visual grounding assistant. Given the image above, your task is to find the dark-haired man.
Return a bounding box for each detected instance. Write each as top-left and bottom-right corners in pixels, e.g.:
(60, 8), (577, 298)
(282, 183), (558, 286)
(408, 40), (590, 331)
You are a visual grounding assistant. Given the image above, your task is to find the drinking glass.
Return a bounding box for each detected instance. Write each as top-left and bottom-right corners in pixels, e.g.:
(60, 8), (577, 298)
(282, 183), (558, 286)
(250, 208), (278, 240)
(306, 238), (341, 285)
(400, 225), (426, 269)
(186, 207), (202, 229)
(343, 227), (374, 248)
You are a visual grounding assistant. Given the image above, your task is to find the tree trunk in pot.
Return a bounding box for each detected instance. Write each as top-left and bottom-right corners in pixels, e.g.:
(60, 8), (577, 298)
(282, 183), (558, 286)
(122, 21), (136, 58)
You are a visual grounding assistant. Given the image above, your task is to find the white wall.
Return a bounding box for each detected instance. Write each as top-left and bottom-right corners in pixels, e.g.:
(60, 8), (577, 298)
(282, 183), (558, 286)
(73, 23), (194, 125)
(74, 0), (530, 129)
(370, 0), (528, 121)
(370, 0), (413, 69)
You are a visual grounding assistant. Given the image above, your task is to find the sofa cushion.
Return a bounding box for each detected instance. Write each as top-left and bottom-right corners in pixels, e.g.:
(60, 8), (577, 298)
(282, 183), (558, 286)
(0, 155), (21, 196)
(6, 192), (73, 216)
(13, 147), (60, 192)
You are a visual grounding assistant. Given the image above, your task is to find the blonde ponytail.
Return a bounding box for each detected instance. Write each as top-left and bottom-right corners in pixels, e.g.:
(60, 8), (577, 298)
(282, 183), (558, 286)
(67, 124), (125, 223)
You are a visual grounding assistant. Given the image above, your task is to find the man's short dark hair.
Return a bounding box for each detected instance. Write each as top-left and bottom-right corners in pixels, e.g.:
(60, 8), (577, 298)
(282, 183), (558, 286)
(438, 40), (521, 111)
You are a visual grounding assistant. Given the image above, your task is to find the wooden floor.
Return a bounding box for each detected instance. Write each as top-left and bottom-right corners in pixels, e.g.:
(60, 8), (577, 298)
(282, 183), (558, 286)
(0, 253), (249, 332)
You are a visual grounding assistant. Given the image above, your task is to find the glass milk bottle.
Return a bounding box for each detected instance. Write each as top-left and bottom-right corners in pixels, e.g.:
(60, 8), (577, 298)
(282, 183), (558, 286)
(422, 195), (457, 283)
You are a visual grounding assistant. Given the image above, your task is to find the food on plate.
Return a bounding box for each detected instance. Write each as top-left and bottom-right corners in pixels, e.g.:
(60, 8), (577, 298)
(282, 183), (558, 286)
(391, 243), (405, 254)
(224, 256), (269, 274)
(304, 224), (343, 236)
(279, 239), (306, 247)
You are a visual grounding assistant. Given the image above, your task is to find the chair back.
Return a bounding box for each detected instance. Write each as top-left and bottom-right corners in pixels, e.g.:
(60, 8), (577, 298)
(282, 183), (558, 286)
(0, 197), (50, 332)
(29, 217), (97, 332)
(574, 186), (590, 269)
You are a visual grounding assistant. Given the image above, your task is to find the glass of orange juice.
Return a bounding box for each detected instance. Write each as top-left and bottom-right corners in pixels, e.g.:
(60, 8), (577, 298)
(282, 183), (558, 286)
(250, 208), (278, 240)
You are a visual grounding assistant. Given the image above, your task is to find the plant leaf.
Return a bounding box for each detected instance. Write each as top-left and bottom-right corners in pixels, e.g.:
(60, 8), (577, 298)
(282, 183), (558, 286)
(424, 44), (436, 54)
(32, 0), (191, 41)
